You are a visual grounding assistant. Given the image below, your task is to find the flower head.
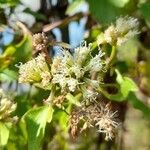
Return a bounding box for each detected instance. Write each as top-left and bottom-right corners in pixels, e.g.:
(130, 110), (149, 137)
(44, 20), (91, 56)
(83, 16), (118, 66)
(74, 41), (92, 65)
(86, 50), (105, 72)
(98, 16), (139, 46)
(18, 53), (51, 87)
(51, 42), (105, 92)
(0, 89), (17, 123)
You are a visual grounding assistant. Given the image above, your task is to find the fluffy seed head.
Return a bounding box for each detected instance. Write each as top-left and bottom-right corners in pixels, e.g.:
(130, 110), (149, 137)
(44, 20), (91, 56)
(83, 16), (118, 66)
(69, 102), (119, 141)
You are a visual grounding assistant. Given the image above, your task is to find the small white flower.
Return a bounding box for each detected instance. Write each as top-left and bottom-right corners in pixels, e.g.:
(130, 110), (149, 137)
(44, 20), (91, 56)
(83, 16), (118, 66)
(67, 78), (78, 92)
(74, 41), (92, 65)
(35, 53), (49, 71)
(41, 71), (51, 87)
(52, 74), (67, 90)
(51, 57), (62, 74)
(70, 64), (84, 79)
(18, 53), (51, 85)
(86, 50), (105, 72)
(104, 25), (118, 45)
(84, 89), (98, 101)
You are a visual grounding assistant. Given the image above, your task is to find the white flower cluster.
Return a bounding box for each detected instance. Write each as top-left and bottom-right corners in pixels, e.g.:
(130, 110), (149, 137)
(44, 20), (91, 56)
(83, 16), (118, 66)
(98, 16), (139, 46)
(51, 42), (105, 93)
(18, 53), (51, 87)
(0, 89), (17, 123)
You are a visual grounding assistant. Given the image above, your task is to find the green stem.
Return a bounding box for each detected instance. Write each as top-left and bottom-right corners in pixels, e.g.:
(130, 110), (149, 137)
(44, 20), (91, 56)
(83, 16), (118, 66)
(100, 83), (119, 88)
(97, 87), (111, 99)
(91, 41), (98, 50)
(47, 85), (56, 103)
(106, 46), (116, 69)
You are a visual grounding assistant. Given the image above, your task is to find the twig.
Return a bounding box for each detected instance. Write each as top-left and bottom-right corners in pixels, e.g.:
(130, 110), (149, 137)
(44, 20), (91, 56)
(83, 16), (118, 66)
(43, 12), (87, 32)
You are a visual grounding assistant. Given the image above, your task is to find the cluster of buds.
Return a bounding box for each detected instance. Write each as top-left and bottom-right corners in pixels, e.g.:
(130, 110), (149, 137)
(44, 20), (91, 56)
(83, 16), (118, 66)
(52, 95), (65, 108)
(18, 53), (51, 88)
(98, 16), (139, 46)
(32, 32), (49, 52)
(70, 102), (119, 141)
(0, 89), (17, 123)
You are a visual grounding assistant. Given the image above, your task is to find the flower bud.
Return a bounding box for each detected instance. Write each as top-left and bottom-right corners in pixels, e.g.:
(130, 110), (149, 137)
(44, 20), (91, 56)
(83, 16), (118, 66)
(32, 32), (49, 51)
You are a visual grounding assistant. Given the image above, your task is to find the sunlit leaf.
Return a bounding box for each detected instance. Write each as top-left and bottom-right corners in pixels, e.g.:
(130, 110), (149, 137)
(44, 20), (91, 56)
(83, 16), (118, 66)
(0, 0), (19, 6)
(3, 45), (16, 57)
(66, 0), (86, 15)
(0, 69), (17, 81)
(66, 93), (81, 106)
(56, 105), (71, 131)
(21, 105), (54, 150)
(0, 122), (9, 147)
(109, 0), (129, 8)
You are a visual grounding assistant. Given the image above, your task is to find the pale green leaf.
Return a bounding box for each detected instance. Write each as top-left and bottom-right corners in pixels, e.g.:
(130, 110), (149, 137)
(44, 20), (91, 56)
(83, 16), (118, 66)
(66, 0), (86, 15)
(0, 122), (9, 147)
(21, 105), (54, 150)
(0, 69), (17, 82)
(66, 93), (81, 106)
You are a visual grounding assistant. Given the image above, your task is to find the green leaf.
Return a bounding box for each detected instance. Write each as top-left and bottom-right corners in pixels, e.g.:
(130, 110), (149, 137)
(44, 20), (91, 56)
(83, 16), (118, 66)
(127, 92), (150, 118)
(139, 2), (150, 27)
(66, 93), (81, 106)
(0, 0), (19, 6)
(109, 0), (129, 8)
(13, 34), (32, 64)
(0, 122), (10, 147)
(98, 69), (138, 101)
(117, 39), (138, 65)
(0, 69), (17, 82)
(21, 105), (54, 150)
(86, 0), (123, 24)
(0, 46), (16, 71)
(56, 105), (71, 131)
(66, 0), (86, 15)
(3, 46), (16, 57)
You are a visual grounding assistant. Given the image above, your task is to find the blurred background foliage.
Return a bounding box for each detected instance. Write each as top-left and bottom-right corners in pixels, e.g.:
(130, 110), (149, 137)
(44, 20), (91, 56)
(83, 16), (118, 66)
(0, 0), (150, 150)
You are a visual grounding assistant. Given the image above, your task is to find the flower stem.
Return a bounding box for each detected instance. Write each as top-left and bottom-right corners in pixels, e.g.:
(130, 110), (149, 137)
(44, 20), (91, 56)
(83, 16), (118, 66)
(106, 46), (116, 69)
(46, 85), (56, 103)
